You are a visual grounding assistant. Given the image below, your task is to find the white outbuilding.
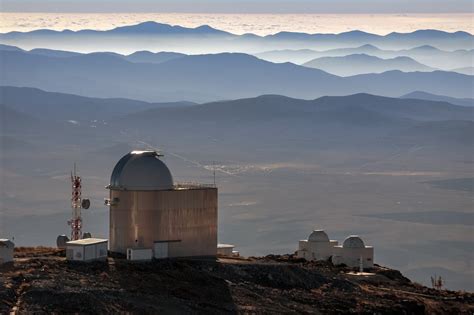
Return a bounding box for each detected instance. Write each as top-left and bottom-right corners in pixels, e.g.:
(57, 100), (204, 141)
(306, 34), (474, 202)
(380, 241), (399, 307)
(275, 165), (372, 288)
(332, 235), (374, 269)
(66, 238), (108, 262)
(296, 230), (338, 261)
(0, 239), (14, 264)
(217, 244), (239, 257)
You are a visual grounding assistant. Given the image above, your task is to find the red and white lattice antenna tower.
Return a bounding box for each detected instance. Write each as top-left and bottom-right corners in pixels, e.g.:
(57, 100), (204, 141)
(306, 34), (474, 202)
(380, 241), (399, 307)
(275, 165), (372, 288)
(68, 163), (83, 240)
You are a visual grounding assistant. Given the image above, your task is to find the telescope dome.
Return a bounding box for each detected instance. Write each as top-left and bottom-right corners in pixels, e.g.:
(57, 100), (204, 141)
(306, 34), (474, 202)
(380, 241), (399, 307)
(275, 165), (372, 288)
(308, 230), (330, 242)
(343, 235), (365, 248)
(109, 151), (173, 190)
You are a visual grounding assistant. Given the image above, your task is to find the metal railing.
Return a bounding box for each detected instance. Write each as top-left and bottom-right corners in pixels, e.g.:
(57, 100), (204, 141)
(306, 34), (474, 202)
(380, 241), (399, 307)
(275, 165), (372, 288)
(173, 182), (217, 190)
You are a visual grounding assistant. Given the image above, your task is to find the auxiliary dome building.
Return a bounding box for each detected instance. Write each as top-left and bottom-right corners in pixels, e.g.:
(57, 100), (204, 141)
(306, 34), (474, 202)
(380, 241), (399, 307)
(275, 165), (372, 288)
(107, 151), (217, 258)
(332, 235), (374, 268)
(296, 230), (374, 269)
(296, 230), (338, 261)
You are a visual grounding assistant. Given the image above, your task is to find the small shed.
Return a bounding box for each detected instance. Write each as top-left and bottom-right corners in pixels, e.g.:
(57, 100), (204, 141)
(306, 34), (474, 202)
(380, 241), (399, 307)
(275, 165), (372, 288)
(66, 238), (108, 262)
(127, 248), (153, 261)
(0, 239), (14, 264)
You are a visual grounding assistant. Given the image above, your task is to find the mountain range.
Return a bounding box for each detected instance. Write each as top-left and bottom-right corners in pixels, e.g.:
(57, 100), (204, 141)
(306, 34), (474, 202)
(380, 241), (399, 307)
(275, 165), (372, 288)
(0, 44), (186, 64)
(0, 86), (193, 122)
(302, 54), (434, 76)
(4, 86), (472, 148)
(401, 91), (474, 107)
(256, 44), (474, 70)
(1, 48), (472, 102)
(0, 22), (472, 54)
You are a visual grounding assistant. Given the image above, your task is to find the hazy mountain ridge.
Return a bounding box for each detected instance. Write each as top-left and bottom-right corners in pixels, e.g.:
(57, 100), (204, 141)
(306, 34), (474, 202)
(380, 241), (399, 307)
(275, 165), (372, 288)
(401, 91), (474, 107)
(302, 54), (435, 76)
(0, 43), (187, 64)
(256, 44), (474, 69)
(0, 86), (194, 121)
(1, 49), (472, 102)
(0, 22), (472, 54)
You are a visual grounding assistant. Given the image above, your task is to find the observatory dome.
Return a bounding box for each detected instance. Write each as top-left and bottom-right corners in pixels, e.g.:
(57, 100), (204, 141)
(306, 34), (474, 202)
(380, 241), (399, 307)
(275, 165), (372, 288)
(109, 151), (173, 190)
(343, 235), (365, 248)
(308, 230), (330, 242)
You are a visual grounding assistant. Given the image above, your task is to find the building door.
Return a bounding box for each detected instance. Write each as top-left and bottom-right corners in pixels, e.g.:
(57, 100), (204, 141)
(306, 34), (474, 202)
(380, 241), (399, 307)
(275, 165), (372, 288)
(154, 242), (168, 259)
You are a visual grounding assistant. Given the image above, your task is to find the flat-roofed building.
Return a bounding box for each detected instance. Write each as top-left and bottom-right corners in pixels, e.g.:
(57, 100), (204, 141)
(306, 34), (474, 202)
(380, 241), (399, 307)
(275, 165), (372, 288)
(66, 238), (108, 262)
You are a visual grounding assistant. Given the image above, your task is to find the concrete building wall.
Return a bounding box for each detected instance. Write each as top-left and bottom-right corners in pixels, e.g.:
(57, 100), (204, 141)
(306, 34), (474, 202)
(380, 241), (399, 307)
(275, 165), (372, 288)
(127, 248), (153, 261)
(110, 187), (217, 257)
(0, 248), (13, 264)
(296, 240), (338, 261)
(0, 240), (14, 264)
(332, 246), (374, 268)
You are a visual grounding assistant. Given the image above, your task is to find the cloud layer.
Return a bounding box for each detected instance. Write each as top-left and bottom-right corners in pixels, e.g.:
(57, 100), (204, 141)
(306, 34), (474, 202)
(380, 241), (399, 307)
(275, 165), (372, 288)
(1, 13), (473, 35)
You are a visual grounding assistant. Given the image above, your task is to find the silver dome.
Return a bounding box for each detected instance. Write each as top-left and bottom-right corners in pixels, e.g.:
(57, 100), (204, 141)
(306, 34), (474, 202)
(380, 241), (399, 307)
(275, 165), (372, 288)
(109, 150), (173, 190)
(308, 230), (329, 242)
(343, 235), (365, 248)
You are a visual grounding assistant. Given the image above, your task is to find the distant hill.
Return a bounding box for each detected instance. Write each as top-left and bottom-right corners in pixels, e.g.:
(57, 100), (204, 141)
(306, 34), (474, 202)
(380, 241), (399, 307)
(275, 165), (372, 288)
(256, 44), (385, 64)
(0, 86), (194, 122)
(1, 50), (472, 102)
(119, 93), (473, 126)
(302, 54), (434, 76)
(0, 43), (187, 64)
(451, 67), (474, 75)
(107, 21), (231, 36)
(256, 45), (474, 70)
(401, 91), (474, 107)
(111, 93), (474, 152)
(124, 51), (186, 64)
(29, 48), (81, 58)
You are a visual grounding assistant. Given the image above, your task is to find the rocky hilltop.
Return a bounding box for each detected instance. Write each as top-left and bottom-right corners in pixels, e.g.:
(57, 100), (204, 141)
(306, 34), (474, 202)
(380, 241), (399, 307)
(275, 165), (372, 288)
(1, 247), (472, 314)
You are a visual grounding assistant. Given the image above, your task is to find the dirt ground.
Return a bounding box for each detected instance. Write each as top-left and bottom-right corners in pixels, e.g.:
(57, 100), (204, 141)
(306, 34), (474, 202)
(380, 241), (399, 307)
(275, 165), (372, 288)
(0, 248), (472, 314)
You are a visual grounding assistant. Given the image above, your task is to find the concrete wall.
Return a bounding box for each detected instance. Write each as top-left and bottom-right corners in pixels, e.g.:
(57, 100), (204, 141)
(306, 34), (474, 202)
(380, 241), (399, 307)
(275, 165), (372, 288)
(127, 248), (153, 261)
(0, 248), (13, 264)
(110, 187), (217, 257)
(296, 240), (339, 261)
(332, 246), (374, 268)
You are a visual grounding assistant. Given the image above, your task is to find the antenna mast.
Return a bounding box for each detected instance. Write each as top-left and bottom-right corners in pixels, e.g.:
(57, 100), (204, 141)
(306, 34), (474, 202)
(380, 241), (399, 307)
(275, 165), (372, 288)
(68, 163), (83, 240)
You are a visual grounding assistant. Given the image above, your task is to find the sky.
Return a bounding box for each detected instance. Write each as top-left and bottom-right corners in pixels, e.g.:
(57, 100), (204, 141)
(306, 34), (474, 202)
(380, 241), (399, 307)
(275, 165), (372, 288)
(1, 0), (472, 13)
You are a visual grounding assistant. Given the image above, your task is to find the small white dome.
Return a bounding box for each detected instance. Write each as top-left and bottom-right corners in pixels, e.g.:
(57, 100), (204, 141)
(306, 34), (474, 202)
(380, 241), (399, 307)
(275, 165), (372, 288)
(109, 151), (173, 190)
(343, 235), (365, 248)
(308, 230), (329, 242)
